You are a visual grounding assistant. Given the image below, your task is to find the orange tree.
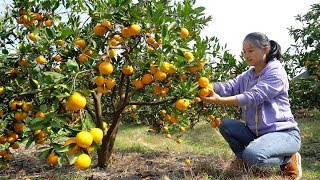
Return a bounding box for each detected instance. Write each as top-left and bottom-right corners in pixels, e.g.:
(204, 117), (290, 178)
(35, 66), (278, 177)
(285, 2), (320, 110)
(0, 0), (231, 169)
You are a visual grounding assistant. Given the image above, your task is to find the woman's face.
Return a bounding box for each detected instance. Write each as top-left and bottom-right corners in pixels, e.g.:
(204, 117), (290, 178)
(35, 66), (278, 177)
(242, 41), (269, 67)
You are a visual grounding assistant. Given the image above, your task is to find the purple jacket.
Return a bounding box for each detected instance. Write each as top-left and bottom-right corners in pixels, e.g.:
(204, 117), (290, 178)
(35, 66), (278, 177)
(214, 60), (299, 136)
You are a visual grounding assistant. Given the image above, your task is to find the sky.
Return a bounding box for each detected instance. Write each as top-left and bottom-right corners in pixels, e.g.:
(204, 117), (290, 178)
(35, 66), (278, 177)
(194, 0), (319, 57)
(0, 0), (318, 57)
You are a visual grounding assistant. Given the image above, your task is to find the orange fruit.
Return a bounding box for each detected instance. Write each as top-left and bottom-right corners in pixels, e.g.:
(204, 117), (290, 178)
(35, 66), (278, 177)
(197, 61), (206, 69)
(99, 61), (114, 75)
(162, 126), (168, 132)
(97, 86), (111, 94)
(74, 153), (91, 170)
(54, 55), (62, 62)
(10, 143), (20, 149)
(180, 27), (189, 38)
(184, 52), (193, 60)
(45, 19), (53, 27)
(113, 34), (122, 41)
(187, 65), (198, 73)
(199, 87), (210, 97)
(133, 79), (144, 89)
(47, 152), (58, 165)
(211, 121), (217, 128)
(160, 109), (166, 115)
(36, 55), (46, 64)
(13, 123), (23, 133)
(179, 127), (185, 133)
(209, 115), (215, 120)
(160, 62), (170, 72)
(108, 49), (117, 58)
(142, 74), (154, 85)
(128, 24), (141, 36)
(89, 128), (104, 143)
(83, 49), (93, 56)
(95, 76), (105, 86)
(35, 111), (45, 118)
(0, 86), (3, 95)
(93, 24), (107, 36)
(66, 92), (87, 111)
(121, 27), (131, 38)
(74, 39), (86, 49)
(121, 65), (134, 75)
(169, 113), (178, 123)
(149, 64), (158, 74)
(154, 70), (167, 81)
(215, 118), (221, 126)
(76, 131), (93, 148)
(77, 54), (88, 63)
(14, 111), (28, 121)
(153, 85), (162, 95)
(22, 102), (32, 112)
(194, 96), (201, 103)
(3, 153), (13, 161)
(0, 136), (7, 144)
(146, 37), (156, 44)
(198, 77), (209, 88)
(176, 138), (182, 144)
(314, 60), (319, 66)
(10, 100), (22, 110)
(175, 99), (190, 110)
(105, 78), (116, 89)
(165, 134), (171, 138)
(184, 159), (191, 165)
(101, 20), (112, 28)
(56, 40), (65, 46)
(27, 33), (39, 41)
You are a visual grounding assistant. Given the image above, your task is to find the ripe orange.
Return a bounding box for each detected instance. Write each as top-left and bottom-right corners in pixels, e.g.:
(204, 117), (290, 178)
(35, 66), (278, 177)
(101, 20), (112, 28)
(160, 109), (166, 115)
(35, 111), (45, 118)
(142, 74), (154, 85)
(149, 64), (158, 74)
(56, 40), (65, 46)
(180, 27), (189, 38)
(162, 126), (168, 132)
(197, 61), (206, 69)
(153, 85), (162, 95)
(194, 96), (201, 103)
(54, 55), (62, 62)
(89, 128), (104, 143)
(75, 131), (93, 148)
(99, 61), (114, 75)
(45, 19), (53, 27)
(22, 102), (32, 112)
(179, 127), (185, 133)
(10, 143), (19, 149)
(105, 78), (116, 89)
(199, 87), (210, 97)
(175, 99), (190, 110)
(314, 60), (319, 66)
(184, 52), (193, 60)
(215, 118), (221, 126)
(75, 153), (91, 170)
(108, 49), (117, 58)
(113, 34), (122, 41)
(93, 24), (107, 36)
(77, 54), (88, 63)
(47, 152), (58, 165)
(198, 77), (209, 88)
(121, 65), (134, 75)
(74, 39), (86, 49)
(97, 86), (111, 94)
(128, 24), (141, 36)
(133, 79), (144, 89)
(66, 92), (87, 111)
(209, 115), (215, 120)
(27, 33), (39, 41)
(210, 121), (217, 128)
(95, 76), (105, 86)
(36, 55), (46, 64)
(146, 37), (156, 44)
(0, 136), (7, 144)
(121, 27), (131, 38)
(83, 49), (93, 56)
(187, 65), (198, 73)
(176, 138), (183, 144)
(165, 134), (172, 139)
(14, 111), (28, 121)
(184, 159), (191, 165)
(160, 62), (170, 72)
(0, 86), (4, 96)
(13, 123), (23, 133)
(155, 70), (167, 81)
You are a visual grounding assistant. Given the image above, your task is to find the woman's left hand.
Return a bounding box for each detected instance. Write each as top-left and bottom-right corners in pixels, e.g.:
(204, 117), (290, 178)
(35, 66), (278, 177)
(199, 89), (222, 104)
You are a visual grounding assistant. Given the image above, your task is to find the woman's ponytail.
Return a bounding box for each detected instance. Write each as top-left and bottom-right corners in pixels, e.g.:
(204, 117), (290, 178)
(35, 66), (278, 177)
(266, 40), (282, 63)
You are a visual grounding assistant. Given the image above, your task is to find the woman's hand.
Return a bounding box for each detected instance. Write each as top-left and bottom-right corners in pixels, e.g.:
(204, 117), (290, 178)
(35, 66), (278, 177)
(199, 89), (222, 104)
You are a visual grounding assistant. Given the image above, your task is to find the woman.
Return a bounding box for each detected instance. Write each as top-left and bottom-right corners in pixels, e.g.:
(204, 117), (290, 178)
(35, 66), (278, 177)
(200, 32), (302, 179)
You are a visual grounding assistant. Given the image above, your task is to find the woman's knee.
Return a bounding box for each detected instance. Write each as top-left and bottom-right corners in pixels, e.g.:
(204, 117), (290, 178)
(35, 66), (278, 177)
(218, 118), (235, 131)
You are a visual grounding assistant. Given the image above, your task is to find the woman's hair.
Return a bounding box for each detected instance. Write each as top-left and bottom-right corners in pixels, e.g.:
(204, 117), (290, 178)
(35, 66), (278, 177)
(243, 32), (282, 63)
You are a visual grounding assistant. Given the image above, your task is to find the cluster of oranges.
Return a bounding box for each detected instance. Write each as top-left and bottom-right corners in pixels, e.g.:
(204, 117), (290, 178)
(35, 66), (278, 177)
(16, 9), (53, 27)
(60, 128), (104, 169)
(209, 115), (221, 128)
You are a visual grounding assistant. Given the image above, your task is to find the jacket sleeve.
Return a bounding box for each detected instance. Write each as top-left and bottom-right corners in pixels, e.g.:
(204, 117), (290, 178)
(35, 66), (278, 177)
(236, 68), (285, 106)
(214, 73), (245, 97)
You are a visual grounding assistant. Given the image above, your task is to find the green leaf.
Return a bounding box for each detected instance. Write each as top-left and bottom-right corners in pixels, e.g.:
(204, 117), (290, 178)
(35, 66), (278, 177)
(25, 136), (38, 149)
(60, 28), (74, 39)
(46, 28), (54, 39)
(68, 154), (79, 165)
(194, 6), (205, 14)
(2, 49), (8, 54)
(40, 104), (48, 113)
(37, 149), (50, 159)
(66, 60), (79, 72)
(29, 121), (46, 131)
(161, 25), (168, 39)
(78, 0), (87, 11)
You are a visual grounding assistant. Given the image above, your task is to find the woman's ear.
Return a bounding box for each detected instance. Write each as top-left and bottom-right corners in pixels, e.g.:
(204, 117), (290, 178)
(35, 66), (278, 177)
(265, 46), (270, 54)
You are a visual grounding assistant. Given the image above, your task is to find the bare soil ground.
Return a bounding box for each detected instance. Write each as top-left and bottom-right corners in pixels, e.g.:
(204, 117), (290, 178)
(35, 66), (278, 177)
(0, 145), (288, 180)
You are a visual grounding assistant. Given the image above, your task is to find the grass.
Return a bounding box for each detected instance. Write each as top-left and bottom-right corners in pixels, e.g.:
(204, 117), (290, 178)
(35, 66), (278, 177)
(115, 109), (320, 179)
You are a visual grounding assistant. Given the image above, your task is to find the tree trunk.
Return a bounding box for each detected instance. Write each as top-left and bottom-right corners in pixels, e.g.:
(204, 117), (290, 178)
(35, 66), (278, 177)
(96, 109), (122, 168)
